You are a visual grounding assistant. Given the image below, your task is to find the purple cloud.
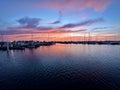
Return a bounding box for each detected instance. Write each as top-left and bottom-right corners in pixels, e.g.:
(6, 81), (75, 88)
(49, 20), (61, 24)
(61, 18), (104, 28)
(17, 16), (41, 28)
(57, 29), (87, 33)
(2, 17), (105, 35)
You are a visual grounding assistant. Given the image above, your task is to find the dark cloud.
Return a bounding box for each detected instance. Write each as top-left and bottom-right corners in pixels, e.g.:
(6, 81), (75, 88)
(17, 16), (41, 28)
(61, 18), (104, 28)
(3, 17), (105, 35)
(91, 27), (109, 31)
(37, 27), (53, 30)
(2, 30), (29, 35)
(49, 20), (61, 24)
(57, 29), (87, 33)
(16, 16), (54, 31)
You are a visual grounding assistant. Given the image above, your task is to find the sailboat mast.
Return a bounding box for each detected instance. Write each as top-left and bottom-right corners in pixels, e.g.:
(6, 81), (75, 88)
(0, 32), (4, 42)
(31, 32), (33, 41)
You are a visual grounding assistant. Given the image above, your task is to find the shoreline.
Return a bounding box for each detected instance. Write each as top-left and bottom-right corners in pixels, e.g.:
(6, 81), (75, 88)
(0, 41), (120, 51)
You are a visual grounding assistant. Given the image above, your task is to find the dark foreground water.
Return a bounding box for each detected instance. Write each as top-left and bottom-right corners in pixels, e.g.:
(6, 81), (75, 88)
(0, 44), (120, 90)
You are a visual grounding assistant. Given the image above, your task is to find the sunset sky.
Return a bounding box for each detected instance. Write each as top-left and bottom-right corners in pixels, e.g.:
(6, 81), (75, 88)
(0, 0), (120, 41)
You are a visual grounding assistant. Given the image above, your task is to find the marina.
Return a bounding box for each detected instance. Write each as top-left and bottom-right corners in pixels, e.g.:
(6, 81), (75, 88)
(0, 41), (55, 50)
(0, 40), (120, 51)
(0, 0), (120, 89)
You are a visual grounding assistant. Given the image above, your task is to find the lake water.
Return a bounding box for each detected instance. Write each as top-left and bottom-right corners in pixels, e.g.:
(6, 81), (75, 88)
(0, 44), (120, 90)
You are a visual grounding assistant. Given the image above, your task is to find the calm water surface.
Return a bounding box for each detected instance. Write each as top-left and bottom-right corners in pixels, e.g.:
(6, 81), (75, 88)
(0, 44), (120, 90)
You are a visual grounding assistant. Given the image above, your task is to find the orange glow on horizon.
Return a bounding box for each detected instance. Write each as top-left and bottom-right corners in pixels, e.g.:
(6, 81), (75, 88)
(1, 32), (120, 42)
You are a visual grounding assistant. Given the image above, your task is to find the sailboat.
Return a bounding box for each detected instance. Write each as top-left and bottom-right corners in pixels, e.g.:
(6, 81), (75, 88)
(0, 32), (10, 51)
(27, 32), (35, 49)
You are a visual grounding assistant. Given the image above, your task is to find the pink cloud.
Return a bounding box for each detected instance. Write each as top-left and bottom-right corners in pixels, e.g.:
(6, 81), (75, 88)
(38, 0), (111, 12)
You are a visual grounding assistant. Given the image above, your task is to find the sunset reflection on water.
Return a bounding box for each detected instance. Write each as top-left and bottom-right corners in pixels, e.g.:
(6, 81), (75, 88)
(0, 44), (120, 90)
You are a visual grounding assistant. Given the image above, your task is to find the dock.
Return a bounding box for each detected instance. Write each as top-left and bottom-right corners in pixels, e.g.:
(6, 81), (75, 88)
(0, 41), (55, 50)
